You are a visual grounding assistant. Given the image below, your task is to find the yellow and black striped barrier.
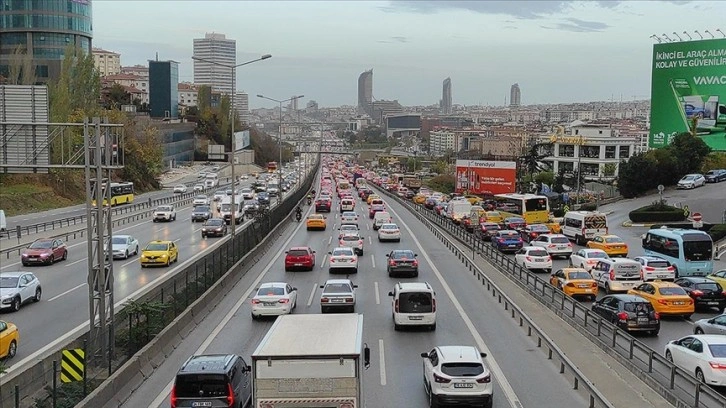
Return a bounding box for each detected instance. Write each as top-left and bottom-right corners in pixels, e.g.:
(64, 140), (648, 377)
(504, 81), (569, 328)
(60, 348), (85, 383)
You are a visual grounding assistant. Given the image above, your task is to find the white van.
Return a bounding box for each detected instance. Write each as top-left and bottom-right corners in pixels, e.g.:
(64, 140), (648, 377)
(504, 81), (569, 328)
(373, 211), (392, 230)
(219, 198), (243, 225)
(591, 258), (643, 293)
(0, 209), (6, 232)
(388, 282), (436, 331)
(561, 211), (608, 245)
(446, 201), (472, 224)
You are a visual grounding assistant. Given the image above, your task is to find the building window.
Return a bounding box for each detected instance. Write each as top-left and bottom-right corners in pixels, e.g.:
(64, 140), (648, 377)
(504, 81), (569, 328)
(605, 145), (616, 159)
(558, 144), (575, 157)
(559, 162), (574, 173)
(619, 145), (630, 159)
(581, 145), (600, 159)
(34, 64), (49, 78)
(581, 163), (599, 176)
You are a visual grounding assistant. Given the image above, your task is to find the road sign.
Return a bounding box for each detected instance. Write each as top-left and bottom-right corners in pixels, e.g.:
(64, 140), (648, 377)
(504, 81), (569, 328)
(693, 221), (704, 229)
(60, 348), (85, 383)
(657, 184), (664, 193)
(692, 212), (702, 222)
(683, 205), (690, 217)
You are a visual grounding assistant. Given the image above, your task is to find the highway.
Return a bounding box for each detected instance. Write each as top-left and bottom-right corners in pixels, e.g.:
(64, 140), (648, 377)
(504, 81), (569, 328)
(119, 180), (586, 408)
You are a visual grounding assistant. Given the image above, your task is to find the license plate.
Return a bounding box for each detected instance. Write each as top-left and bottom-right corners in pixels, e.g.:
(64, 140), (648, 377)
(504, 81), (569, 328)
(331, 299), (344, 303)
(535, 258), (545, 262)
(409, 316), (423, 320)
(557, 246), (567, 250)
(454, 383), (474, 388)
(192, 403), (213, 407)
(399, 263), (411, 266)
(657, 275), (669, 278)
(508, 244), (516, 247)
(294, 263), (302, 266)
(708, 302), (720, 305)
(263, 302), (276, 306)
(673, 301), (685, 305)
(578, 284), (589, 288)
(637, 318), (648, 324)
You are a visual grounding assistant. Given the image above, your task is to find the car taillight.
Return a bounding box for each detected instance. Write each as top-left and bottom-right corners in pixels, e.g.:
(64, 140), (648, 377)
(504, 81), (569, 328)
(581, 228), (586, 236)
(609, 269), (615, 280)
(359, 240), (363, 244)
(278, 299), (289, 304)
(476, 375), (491, 383)
(394, 299), (399, 312)
(617, 312), (628, 321)
(566, 282), (575, 287)
(692, 290), (704, 297)
(530, 232), (537, 237)
(226, 383), (234, 407)
(709, 361), (726, 369)
(587, 259), (597, 264)
(433, 373), (450, 383)
(657, 299), (668, 305)
(525, 256), (532, 262)
(412, 260), (419, 266)
(389, 260), (396, 266)
(251, 299), (260, 304)
(321, 298), (330, 303)
(644, 266), (655, 271)
(567, 243), (573, 247)
(591, 282), (598, 288)
(667, 266), (675, 271)
(654, 312), (660, 320)
(170, 385), (177, 408)
(548, 244), (556, 248)
(345, 297), (353, 303)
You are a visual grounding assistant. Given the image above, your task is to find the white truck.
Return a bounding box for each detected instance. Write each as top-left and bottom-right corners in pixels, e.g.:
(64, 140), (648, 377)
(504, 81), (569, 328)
(252, 314), (370, 408)
(204, 173), (219, 188)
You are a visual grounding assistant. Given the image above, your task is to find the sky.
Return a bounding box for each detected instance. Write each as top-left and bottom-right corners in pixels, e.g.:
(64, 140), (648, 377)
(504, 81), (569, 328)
(92, 0), (726, 109)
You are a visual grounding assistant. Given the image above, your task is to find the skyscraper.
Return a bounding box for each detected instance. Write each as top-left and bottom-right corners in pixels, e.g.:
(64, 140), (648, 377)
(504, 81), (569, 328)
(193, 33), (236, 95)
(0, 0), (93, 83)
(441, 77), (452, 114)
(510, 83), (521, 107)
(234, 91), (250, 124)
(358, 69), (373, 115)
(149, 59), (179, 119)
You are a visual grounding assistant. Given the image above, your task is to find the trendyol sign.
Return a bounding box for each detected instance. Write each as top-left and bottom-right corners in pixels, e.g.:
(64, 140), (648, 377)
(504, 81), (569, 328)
(455, 160), (516, 196)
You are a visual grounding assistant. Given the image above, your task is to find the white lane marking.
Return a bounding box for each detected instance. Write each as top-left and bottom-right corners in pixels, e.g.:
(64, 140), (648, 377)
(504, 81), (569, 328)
(47, 283), (86, 302)
(367, 224), (370, 230)
(328, 236), (332, 246)
(386, 204), (523, 408)
(173, 238), (181, 242)
(371, 254), (376, 269)
(320, 254), (328, 269)
(374, 281), (380, 305)
(307, 283), (318, 307)
(379, 338), (387, 386)
(65, 258), (85, 267)
(120, 257), (138, 268)
(1, 261), (21, 269)
(148, 196), (311, 408)
(368, 236), (372, 245)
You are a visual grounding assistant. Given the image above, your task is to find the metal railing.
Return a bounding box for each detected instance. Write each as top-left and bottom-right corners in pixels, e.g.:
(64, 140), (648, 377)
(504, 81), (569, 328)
(375, 186), (726, 408)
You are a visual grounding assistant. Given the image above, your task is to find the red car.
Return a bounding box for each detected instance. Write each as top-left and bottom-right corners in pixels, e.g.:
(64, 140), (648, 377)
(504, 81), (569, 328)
(315, 198), (332, 213)
(21, 238), (68, 266)
(284, 247), (316, 271)
(521, 224), (551, 242)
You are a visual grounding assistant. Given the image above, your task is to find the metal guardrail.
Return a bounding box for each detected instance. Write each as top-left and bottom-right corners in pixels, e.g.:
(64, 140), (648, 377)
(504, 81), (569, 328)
(715, 240), (726, 261)
(375, 186), (726, 408)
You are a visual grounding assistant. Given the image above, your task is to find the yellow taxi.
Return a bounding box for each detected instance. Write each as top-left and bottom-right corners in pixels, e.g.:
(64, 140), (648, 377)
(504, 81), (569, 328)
(586, 234), (629, 257)
(140, 240), (179, 267)
(0, 320), (19, 358)
(306, 214), (327, 231)
(627, 281), (694, 317)
(465, 195), (482, 205)
(413, 193), (429, 205)
(366, 194), (381, 205)
(549, 268), (598, 300)
(482, 211), (503, 224)
(706, 270), (726, 290)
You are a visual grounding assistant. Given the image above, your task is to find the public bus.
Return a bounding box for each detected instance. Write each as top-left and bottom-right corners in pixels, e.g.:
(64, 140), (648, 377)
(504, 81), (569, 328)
(493, 193), (550, 224)
(642, 227), (714, 277)
(92, 182), (135, 206)
(267, 162), (278, 173)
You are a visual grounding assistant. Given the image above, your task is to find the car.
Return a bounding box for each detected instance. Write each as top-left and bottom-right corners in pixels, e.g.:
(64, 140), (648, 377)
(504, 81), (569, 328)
(193, 184), (204, 192)
(242, 200), (260, 215)
(521, 224), (551, 243)
(549, 268), (597, 300)
(477, 222), (501, 241)
(707, 269), (726, 290)
(634, 256), (676, 282)
(491, 230), (524, 253)
(21, 238), (68, 266)
(529, 234), (573, 259)
(284, 247), (316, 271)
(628, 281), (694, 318)
(140, 240), (179, 267)
(705, 169), (726, 183)
(369, 203), (385, 219)
(591, 294), (660, 335)
(339, 232), (364, 255)
(677, 174), (706, 189)
(674, 277), (726, 312)
(192, 195), (210, 206)
(241, 187), (255, 199)
(665, 335), (726, 385)
(191, 205), (213, 222)
(421, 346), (493, 408)
(173, 184), (187, 193)
(684, 103), (707, 118)
(0, 272), (42, 311)
(386, 249), (419, 277)
(378, 223), (401, 242)
(482, 211), (503, 224)
(320, 279), (357, 313)
(586, 234), (628, 257)
(693, 314), (726, 335)
(172, 354), (252, 408)
(389, 282), (436, 330)
(366, 194), (381, 205)
(0, 321), (19, 359)
(306, 214), (327, 231)
(240, 174), (249, 180)
(315, 198), (332, 212)
(569, 248), (610, 272)
(514, 246), (552, 273)
(502, 216), (526, 231)
(250, 282), (298, 319)
(257, 191), (270, 206)
(201, 218), (227, 238)
(328, 247), (358, 274)
(340, 211), (359, 224)
(338, 224), (360, 238)
(591, 258), (643, 293)
(152, 205), (177, 222)
(339, 198), (355, 213)
(109, 235), (139, 259)
(213, 190), (226, 201)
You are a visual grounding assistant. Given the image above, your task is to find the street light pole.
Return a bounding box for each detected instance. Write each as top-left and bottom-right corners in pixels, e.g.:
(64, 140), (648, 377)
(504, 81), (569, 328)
(256, 94), (305, 205)
(192, 54), (271, 235)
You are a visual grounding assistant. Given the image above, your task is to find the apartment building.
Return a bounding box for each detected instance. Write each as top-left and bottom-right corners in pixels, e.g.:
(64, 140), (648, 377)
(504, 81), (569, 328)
(92, 48), (121, 76)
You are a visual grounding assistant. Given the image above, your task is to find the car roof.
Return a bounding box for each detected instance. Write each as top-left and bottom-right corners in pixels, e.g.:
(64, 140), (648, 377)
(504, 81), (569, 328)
(289, 246), (311, 251)
(606, 294), (650, 303)
(635, 256), (667, 262)
(332, 247), (354, 252)
(541, 234), (566, 237)
(324, 279), (353, 285)
(647, 281), (680, 288)
(679, 277), (715, 283)
(380, 223), (398, 227)
(522, 246), (547, 250)
(0, 271), (32, 277)
(561, 267), (589, 273)
(396, 282), (432, 292)
(148, 240), (172, 244)
(33, 238), (54, 242)
(437, 346), (482, 364)
(179, 354), (237, 375)
(581, 248), (607, 253)
(259, 282), (288, 288)
(113, 234), (132, 239)
(692, 335), (726, 344)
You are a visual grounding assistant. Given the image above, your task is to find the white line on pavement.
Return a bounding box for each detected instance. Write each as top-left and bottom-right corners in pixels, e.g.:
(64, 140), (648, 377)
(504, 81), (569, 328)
(368, 236), (372, 245)
(371, 254), (376, 269)
(47, 283), (86, 302)
(374, 281), (380, 305)
(120, 258), (138, 268)
(320, 254), (328, 269)
(328, 236), (332, 245)
(307, 283), (318, 307)
(379, 338), (387, 386)
(65, 258), (85, 267)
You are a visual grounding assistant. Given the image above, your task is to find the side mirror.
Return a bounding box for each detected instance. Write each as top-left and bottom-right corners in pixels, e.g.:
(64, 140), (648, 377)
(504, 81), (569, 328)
(284, 251), (288, 254)
(292, 287), (297, 291)
(385, 254), (390, 257)
(388, 291), (394, 296)
(312, 251), (316, 254)
(353, 284), (359, 288)
(320, 285), (325, 289)
(242, 365), (251, 373)
(415, 254), (419, 257)
(480, 352), (488, 358)
(420, 352), (429, 358)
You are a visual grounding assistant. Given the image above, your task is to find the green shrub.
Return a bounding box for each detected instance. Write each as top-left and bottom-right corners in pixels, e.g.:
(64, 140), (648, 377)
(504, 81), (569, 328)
(709, 224), (726, 242)
(629, 204), (687, 223)
(578, 203), (597, 211)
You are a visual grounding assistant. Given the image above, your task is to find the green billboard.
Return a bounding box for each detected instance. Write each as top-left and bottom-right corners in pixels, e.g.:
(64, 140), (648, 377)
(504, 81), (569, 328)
(649, 38), (726, 151)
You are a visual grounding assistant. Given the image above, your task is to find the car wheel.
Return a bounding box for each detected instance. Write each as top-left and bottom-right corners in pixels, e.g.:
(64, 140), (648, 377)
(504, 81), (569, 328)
(695, 327), (705, 334)
(202, 234), (206, 238)
(430, 323), (436, 331)
(134, 246), (139, 256)
(428, 390), (439, 408)
(47, 255), (55, 265)
(62, 251), (67, 261)
(124, 250), (129, 259)
(605, 283), (612, 294)
(684, 314), (692, 320)
(11, 297), (21, 312)
(394, 323), (401, 331)
(34, 287), (42, 302)
(22, 262), (28, 267)
(153, 219), (158, 223)
(696, 368), (705, 383)
(665, 350), (673, 362)
(8, 340), (17, 358)
(576, 235), (585, 246)
(251, 313), (258, 321)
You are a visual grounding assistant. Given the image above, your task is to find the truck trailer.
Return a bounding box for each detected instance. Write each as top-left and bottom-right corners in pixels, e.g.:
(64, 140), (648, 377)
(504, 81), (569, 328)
(252, 314), (370, 408)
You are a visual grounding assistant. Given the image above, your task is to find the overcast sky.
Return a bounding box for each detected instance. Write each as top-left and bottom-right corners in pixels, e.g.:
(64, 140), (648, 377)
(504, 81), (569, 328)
(93, 0), (726, 108)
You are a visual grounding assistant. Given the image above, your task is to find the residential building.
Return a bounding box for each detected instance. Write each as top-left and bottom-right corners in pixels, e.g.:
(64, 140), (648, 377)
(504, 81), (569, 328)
(510, 83), (521, 107)
(102, 73), (149, 104)
(441, 77), (452, 115)
(92, 48), (121, 77)
(178, 82), (198, 107)
(193, 33), (236, 95)
(121, 65), (149, 78)
(149, 59), (179, 119)
(429, 131), (459, 157)
(235, 91), (250, 124)
(358, 69), (373, 115)
(0, 0), (93, 83)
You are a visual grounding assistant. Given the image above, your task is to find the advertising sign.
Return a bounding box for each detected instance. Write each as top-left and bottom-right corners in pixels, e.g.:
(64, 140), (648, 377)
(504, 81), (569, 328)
(455, 160), (516, 195)
(649, 38), (726, 150)
(234, 130), (250, 151)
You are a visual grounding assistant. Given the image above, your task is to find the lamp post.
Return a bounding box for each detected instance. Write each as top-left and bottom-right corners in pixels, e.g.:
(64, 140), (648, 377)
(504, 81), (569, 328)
(192, 53), (271, 235)
(257, 94), (305, 204)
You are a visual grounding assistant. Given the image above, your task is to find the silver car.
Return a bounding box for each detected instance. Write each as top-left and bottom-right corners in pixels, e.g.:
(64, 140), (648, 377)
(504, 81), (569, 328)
(109, 235), (139, 259)
(0, 271), (42, 311)
(320, 279), (357, 313)
(694, 314), (726, 335)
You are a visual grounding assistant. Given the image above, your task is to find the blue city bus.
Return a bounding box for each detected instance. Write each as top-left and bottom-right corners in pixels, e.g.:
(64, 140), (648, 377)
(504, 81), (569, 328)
(641, 227), (714, 277)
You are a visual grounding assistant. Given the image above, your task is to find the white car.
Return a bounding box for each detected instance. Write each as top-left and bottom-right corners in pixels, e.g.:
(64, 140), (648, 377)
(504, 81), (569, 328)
(421, 346), (493, 407)
(514, 246), (552, 273)
(320, 279), (357, 313)
(665, 335), (726, 386)
(241, 188), (255, 200)
(152, 205), (177, 222)
(677, 174), (706, 189)
(339, 232), (364, 255)
(192, 195), (210, 206)
(173, 184), (187, 193)
(377, 223), (401, 242)
(569, 248), (610, 272)
(340, 211), (359, 224)
(251, 282), (297, 319)
(530, 234), (573, 259)
(634, 256), (676, 281)
(338, 224), (360, 238)
(193, 184), (205, 192)
(109, 235), (139, 259)
(328, 247), (358, 274)
(213, 190), (226, 201)
(0, 271), (42, 311)
(240, 174), (249, 180)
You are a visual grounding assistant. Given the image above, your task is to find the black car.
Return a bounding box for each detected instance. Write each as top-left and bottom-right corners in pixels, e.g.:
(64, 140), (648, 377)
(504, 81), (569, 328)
(257, 192), (270, 206)
(405, 190), (416, 200)
(172, 354), (251, 408)
(705, 169), (726, 183)
(201, 218), (227, 238)
(591, 294), (660, 335)
(674, 277), (726, 312)
(386, 249), (419, 277)
(315, 198), (332, 213)
(243, 199), (260, 216)
(191, 205), (213, 222)
(424, 197), (439, 210)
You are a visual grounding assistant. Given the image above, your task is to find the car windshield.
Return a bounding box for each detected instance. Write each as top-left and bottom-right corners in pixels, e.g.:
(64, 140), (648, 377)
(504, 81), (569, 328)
(646, 259), (670, 268)
(288, 250), (309, 257)
(194, 206), (210, 212)
(531, 225), (550, 232)
(681, 176), (694, 181)
(157, 206), (172, 212)
(587, 251), (608, 259)
(709, 345), (726, 358)
(551, 237), (569, 244)
(145, 243), (168, 251)
(527, 249), (549, 257)
(441, 363), (485, 377)
(567, 272), (592, 280)
(684, 240), (713, 261)
(324, 283), (352, 293)
(111, 237), (128, 244)
(220, 204), (235, 212)
(605, 237), (624, 243)
(392, 251), (415, 259)
(658, 287), (686, 296)
(332, 248), (353, 256)
(29, 240), (53, 249)
(174, 374), (229, 398)
(205, 219), (223, 226)
(258, 286), (285, 296)
(399, 292), (433, 313)
(0, 277), (20, 288)
(695, 282), (721, 292)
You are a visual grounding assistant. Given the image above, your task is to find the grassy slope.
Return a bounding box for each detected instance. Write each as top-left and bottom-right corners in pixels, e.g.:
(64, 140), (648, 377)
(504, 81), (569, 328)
(0, 172), (85, 217)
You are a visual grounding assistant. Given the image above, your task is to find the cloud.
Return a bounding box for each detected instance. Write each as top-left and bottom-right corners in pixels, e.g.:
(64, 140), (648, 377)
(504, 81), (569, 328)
(541, 17), (610, 33)
(377, 36), (409, 44)
(385, 1), (574, 19)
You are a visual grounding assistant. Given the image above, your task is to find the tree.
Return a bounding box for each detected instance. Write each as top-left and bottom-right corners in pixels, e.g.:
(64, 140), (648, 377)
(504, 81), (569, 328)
(378, 157), (389, 168)
(617, 152), (658, 198)
(197, 85), (212, 112)
(120, 123), (165, 190)
(106, 83), (130, 109)
(701, 152), (726, 172)
(519, 142), (553, 175)
(48, 45), (100, 122)
(667, 132), (712, 175)
(426, 175), (455, 194)
(646, 148), (680, 186)
(534, 171), (554, 187)
(431, 160), (448, 175)
(602, 163), (617, 178)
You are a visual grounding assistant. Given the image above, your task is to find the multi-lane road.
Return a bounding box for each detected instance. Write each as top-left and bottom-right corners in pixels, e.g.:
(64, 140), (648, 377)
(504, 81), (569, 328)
(119, 180), (588, 408)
